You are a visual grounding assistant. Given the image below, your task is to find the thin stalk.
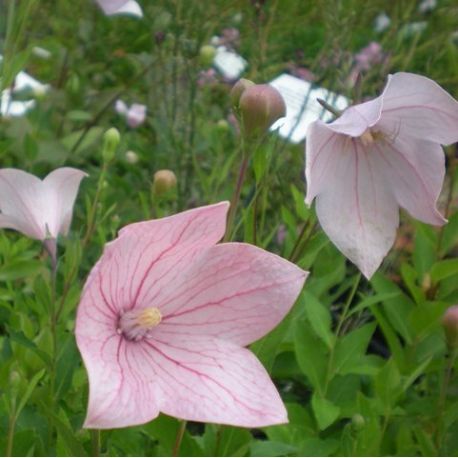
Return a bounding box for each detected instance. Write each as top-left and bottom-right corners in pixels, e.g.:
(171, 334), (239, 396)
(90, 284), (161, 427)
(172, 420), (187, 457)
(435, 348), (458, 448)
(323, 273), (361, 394)
(5, 398), (17, 457)
(91, 430), (101, 456)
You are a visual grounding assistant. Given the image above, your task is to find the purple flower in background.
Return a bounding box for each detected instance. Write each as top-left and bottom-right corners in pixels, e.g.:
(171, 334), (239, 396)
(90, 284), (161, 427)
(305, 72), (458, 278)
(115, 100), (147, 129)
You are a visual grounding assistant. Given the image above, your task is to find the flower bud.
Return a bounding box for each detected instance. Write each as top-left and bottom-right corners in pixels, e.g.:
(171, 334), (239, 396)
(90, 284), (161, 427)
(125, 150), (139, 164)
(216, 119), (230, 133)
(102, 128), (120, 163)
(239, 84), (286, 137)
(442, 305), (458, 349)
(199, 45), (216, 67)
(9, 370), (21, 397)
(153, 170), (177, 196)
(351, 413), (365, 431)
(230, 78), (255, 110)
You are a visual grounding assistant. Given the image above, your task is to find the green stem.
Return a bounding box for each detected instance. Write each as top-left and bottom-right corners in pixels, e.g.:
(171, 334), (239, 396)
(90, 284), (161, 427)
(435, 348), (458, 448)
(224, 152), (250, 242)
(323, 273), (361, 394)
(91, 430), (101, 456)
(5, 399), (16, 457)
(172, 420), (187, 457)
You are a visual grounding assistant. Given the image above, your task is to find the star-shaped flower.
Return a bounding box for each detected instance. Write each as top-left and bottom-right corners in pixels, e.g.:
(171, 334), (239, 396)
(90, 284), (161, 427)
(76, 202), (307, 429)
(305, 72), (458, 278)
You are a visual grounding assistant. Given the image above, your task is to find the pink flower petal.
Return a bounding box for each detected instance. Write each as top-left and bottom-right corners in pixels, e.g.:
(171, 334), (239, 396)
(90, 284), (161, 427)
(326, 95), (383, 137)
(77, 332), (160, 429)
(313, 134), (399, 278)
(78, 202), (229, 323)
(43, 168), (88, 236)
(154, 243), (307, 346)
(143, 335), (288, 427)
(0, 169), (46, 239)
(373, 135), (446, 225)
(379, 72), (458, 145)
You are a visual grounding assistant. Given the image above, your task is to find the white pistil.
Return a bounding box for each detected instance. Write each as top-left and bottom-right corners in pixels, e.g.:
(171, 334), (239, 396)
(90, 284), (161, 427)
(118, 307), (162, 341)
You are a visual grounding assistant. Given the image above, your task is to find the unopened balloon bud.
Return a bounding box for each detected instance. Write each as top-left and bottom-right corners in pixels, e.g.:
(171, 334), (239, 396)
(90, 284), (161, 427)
(102, 128), (120, 163)
(230, 78), (255, 111)
(125, 150), (139, 164)
(351, 414), (365, 431)
(216, 119), (230, 133)
(153, 170), (177, 196)
(239, 84), (286, 138)
(199, 45), (216, 67)
(442, 305), (458, 349)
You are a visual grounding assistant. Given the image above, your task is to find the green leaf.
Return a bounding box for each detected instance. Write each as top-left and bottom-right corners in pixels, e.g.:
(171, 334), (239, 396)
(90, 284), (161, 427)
(375, 359), (402, 408)
(16, 369), (45, 417)
(430, 258), (458, 283)
(311, 393), (341, 430)
(250, 440), (297, 456)
(302, 291), (334, 349)
(332, 323), (376, 376)
(294, 319), (328, 394)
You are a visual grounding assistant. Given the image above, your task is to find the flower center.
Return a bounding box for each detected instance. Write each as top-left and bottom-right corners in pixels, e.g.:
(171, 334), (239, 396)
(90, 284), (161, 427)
(360, 128), (385, 147)
(118, 307), (162, 341)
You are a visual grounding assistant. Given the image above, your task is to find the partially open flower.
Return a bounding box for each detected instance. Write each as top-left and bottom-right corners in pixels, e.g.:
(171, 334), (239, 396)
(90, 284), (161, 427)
(0, 168), (87, 242)
(76, 203), (307, 429)
(305, 72), (458, 278)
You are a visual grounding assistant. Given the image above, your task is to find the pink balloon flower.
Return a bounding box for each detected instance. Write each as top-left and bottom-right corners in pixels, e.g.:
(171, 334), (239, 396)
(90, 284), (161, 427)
(95, 0), (142, 17)
(305, 72), (458, 279)
(0, 168), (87, 241)
(76, 202), (307, 429)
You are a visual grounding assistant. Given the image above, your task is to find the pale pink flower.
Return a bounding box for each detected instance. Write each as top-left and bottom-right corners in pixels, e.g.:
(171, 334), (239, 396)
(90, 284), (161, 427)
(76, 202), (307, 429)
(115, 100), (147, 128)
(305, 72), (458, 278)
(95, 0), (142, 17)
(0, 168), (87, 241)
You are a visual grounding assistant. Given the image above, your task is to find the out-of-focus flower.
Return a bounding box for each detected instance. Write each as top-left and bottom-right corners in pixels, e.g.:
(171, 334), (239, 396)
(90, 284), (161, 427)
(401, 21), (427, 38)
(76, 202), (307, 429)
(0, 168), (87, 241)
(348, 42), (386, 87)
(287, 64), (317, 82)
(418, 0), (437, 13)
(374, 12), (391, 33)
(125, 150), (139, 164)
(115, 100), (147, 129)
(197, 68), (218, 87)
(94, 0), (142, 17)
(305, 72), (458, 278)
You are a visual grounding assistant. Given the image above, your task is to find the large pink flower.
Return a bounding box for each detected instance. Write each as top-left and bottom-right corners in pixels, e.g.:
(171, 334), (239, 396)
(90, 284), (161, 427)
(0, 167), (87, 241)
(76, 202), (307, 429)
(305, 72), (458, 279)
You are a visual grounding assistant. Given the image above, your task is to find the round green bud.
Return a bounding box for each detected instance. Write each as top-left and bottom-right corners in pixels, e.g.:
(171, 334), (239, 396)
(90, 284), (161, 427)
(239, 84), (286, 138)
(199, 45), (217, 67)
(102, 128), (120, 163)
(230, 78), (255, 110)
(351, 414), (365, 431)
(443, 305), (458, 349)
(216, 119), (230, 133)
(125, 150), (139, 164)
(153, 170), (177, 196)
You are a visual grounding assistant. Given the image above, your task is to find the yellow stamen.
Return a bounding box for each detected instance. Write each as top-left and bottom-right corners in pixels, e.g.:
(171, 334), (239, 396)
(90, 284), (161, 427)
(136, 307), (162, 328)
(360, 130), (375, 147)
